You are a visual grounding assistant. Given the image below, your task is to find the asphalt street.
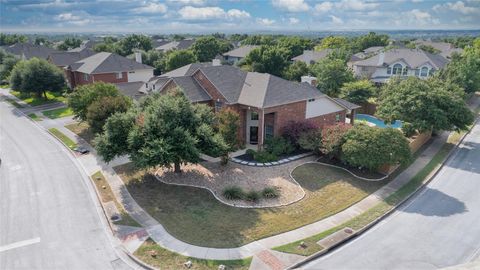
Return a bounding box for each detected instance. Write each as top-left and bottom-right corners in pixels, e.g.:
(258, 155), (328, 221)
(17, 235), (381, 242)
(304, 120), (480, 270)
(0, 100), (132, 269)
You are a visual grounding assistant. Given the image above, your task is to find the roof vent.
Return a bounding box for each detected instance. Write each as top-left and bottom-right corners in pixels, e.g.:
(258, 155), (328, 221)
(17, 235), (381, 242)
(301, 75), (317, 87)
(212, 59), (221, 66)
(134, 51), (142, 64)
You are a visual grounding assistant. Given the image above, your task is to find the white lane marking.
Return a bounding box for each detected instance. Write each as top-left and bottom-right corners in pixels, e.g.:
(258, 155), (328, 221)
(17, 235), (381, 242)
(9, 165), (21, 171)
(0, 237), (41, 252)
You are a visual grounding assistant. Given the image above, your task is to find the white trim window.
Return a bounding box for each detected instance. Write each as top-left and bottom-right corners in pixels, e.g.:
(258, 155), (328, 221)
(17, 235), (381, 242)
(392, 64), (403, 75)
(116, 72), (123, 79)
(83, 73), (89, 81)
(420, 67), (429, 77)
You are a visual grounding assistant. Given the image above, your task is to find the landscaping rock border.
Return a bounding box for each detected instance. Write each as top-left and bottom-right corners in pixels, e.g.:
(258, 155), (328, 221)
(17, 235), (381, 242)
(310, 161), (390, 181)
(230, 152), (313, 167)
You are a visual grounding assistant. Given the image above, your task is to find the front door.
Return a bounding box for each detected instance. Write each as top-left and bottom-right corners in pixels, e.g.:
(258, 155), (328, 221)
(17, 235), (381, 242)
(250, 126), (258, 144)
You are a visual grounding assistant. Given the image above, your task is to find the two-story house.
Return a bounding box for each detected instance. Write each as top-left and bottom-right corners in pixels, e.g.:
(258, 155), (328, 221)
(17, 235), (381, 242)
(351, 49), (449, 83)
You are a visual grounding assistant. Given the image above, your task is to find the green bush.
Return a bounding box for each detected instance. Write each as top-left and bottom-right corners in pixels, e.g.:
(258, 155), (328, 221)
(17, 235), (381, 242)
(245, 149), (256, 156)
(254, 150), (278, 163)
(298, 129), (322, 154)
(245, 190), (260, 202)
(223, 186), (245, 200)
(402, 122), (416, 137)
(262, 187), (279, 199)
(264, 136), (294, 156)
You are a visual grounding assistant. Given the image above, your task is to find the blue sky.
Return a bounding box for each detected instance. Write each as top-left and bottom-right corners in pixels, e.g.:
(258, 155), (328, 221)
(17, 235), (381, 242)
(1, 0), (479, 33)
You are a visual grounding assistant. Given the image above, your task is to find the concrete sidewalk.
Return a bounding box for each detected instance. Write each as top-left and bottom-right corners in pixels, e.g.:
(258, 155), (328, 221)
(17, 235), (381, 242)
(34, 115), (452, 261)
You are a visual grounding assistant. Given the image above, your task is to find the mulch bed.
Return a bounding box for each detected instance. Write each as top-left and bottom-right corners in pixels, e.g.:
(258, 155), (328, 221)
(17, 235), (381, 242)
(316, 156), (386, 179)
(235, 149), (308, 162)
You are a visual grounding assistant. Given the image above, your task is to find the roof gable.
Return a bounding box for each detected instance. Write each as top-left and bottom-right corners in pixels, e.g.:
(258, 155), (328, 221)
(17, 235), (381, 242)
(71, 52), (153, 74)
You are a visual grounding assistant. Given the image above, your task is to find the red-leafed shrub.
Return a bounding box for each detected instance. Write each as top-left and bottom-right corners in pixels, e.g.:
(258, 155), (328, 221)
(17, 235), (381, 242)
(281, 120), (318, 146)
(321, 123), (352, 159)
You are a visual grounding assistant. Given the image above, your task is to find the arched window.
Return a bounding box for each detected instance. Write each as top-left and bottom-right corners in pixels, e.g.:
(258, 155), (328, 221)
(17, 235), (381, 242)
(392, 64), (403, 75)
(420, 67), (428, 77)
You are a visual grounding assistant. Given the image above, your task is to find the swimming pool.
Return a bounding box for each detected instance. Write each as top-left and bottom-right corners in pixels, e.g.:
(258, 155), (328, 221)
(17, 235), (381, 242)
(355, 114), (402, 128)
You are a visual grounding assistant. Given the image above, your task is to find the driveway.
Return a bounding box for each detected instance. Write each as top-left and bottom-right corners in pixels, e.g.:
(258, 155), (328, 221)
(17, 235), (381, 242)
(304, 120), (480, 270)
(0, 101), (134, 269)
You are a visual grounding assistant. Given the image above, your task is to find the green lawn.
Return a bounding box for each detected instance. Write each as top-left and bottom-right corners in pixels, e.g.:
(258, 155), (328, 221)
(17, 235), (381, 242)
(91, 171), (141, 227)
(134, 238), (251, 270)
(10, 90), (66, 106)
(42, 107), (73, 119)
(114, 162), (388, 248)
(273, 130), (465, 256)
(28, 113), (42, 121)
(48, 128), (77, 150)
(65, 122), (96, 145)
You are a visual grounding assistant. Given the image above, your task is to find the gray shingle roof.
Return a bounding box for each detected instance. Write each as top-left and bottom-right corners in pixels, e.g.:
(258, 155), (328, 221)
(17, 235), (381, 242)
(115, 82), (146, 101)
(262, 76), (324, 108)
(156, 39), (195, 51)
(291, 49), (333, 64)
(1, 43), (59, 60)
(171, 76), (211, 103)
(160, 62), (212, 78)
(353, 49), (449, 70)
(198, 65), (248, 103)
(363, 46), (384, 54)
(223, 45), (259, 58)
(70, 52), (153, 74)
(48, 49), (96, 67)
(333, 98), (361, 110)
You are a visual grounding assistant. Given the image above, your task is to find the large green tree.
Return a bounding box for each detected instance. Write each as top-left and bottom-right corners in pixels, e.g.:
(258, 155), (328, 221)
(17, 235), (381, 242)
(0, 49), (19, 82)
(342, 125), (411, 171)
(67, 82), (121, 122)
(439, 38), (480, 94)
(282, 61), (309, 82)
(376, 77), (474, 132)
(352, 32), (389, 52)
(244, 46), (289, 76)
(339, 80), (376, 104)
(316, 36), (350, 50)
(276, 36), (314, 59)
(117, 34), (152, 56)
(310, 58), (354, 97)
(95, 90), (226, 173)
(9, 58), (65, 99)
(86, 95), (132, 134)
(57, 37), (82, 51)
(164, 50), (197, 72)
(0, 34), (28, 45)
(191, 36), (231, 62)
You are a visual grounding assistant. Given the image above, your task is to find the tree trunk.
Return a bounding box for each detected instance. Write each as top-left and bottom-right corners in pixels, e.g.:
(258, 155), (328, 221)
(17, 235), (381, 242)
(43, 90), (48, 100)
(174, 162), (181, 173)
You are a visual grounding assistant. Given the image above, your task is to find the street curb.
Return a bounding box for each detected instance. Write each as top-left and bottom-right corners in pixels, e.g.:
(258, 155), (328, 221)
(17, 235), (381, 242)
(287, 115), (480, 270)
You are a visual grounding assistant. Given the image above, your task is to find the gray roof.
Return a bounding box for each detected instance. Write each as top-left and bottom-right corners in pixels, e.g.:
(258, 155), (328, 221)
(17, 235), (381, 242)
(353, 49), (449, 70)
(152, 39), (169, 48)
(198, 65), (248, 103)
(1, 43), (59, 60)
(48, 49), (96, 67)
(223, 45), (259, 58)
(156, 39), (195, 51)
(414, 39), (463, 58)
(291, 49), (332, 64)
(171, 76), (211, 103)
(68, 40), (98, 52)
(115, 82), (146, 101)
(333, 98), (361, 110)
(160, 62), (212, 78)
(69, 52), (153, 74)
(363, 46), (384, 54)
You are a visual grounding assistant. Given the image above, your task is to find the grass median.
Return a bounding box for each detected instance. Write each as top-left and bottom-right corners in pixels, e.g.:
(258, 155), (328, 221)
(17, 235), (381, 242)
(135, 238), (251, 270)
(10, 90), (66, 106)
(65, 122), (95, 145)
(43, 107), (73, 119)
(48, 128), (77, 150)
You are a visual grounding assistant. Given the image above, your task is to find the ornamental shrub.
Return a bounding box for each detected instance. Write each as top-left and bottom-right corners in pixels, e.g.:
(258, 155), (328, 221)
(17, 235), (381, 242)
(223, 186), (245, 200)
(245, 190), (260, 202)
(262, 187), (279, 199)
(254, 150), (278, 163)
(264, 136), (294, 156)
(321, 123), (352, 159)
(402, 122), (416, 138)
(281, 120), (318, 146)
(298, 129), (323, 154)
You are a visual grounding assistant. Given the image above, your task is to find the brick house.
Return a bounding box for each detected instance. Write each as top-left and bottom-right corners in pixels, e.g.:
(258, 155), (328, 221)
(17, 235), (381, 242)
(151, 64), (350, 148)
(65, 52), (154, 88)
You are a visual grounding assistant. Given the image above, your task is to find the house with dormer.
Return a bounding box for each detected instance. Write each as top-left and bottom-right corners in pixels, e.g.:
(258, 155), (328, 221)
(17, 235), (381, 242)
(351, 49), (449, 83)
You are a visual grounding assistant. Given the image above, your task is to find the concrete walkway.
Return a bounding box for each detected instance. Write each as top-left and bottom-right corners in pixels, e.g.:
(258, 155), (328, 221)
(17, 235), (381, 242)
(3, 86), (474, 261)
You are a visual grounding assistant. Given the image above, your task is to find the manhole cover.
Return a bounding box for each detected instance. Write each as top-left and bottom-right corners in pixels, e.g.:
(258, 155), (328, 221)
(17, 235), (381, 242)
(344, 228), (353, 234)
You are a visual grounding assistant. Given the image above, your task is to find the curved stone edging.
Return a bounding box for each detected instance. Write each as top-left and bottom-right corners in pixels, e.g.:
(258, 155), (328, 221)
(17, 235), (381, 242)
(310, 161), (390, 181)
(231, 152), (313, 167)
(154, 168), (306, 209)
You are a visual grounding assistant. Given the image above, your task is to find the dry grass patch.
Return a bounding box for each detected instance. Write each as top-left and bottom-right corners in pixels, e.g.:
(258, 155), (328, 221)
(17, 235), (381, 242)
(114, 162), (388, 248)
(65, 122), (95, 145)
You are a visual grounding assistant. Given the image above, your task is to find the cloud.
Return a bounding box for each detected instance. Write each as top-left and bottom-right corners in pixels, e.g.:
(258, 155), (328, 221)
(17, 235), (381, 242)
(54, 12), (91, 26)
(433, 1), (479, 15)
(227, 9), (251, 19)
(289, 17), (300, 24)
(314, 2), (333, 13)
(167, 0), (205, 5)
(329, 15), (344, 24)
(133, 2), (168, 14)
(402, 9), (439, 26)
(271, 0), (309, 12)
(178, 6), (250, 21)
(257, 18), (275, 26)
(335, 0), (379, 11)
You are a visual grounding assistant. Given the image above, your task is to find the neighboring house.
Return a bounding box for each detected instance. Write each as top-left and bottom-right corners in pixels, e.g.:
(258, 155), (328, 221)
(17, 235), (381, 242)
(291, 49), (333, 65)
(68, 40), (98, 52)
(65, 52), (154, 88)
(155, 39), (195, 52)
(222, 45), (258, 64)
(115, 81), (147, 101)
(151, 39), (170, 49)
(48, 49), (96, 68)
(352, 49), (449, 83)
(348, 46), (385, 67)
(1, 43), (59, 60)
(146, 62), (212, 92)
(414, 39), (463, 59)
(155, 63), (350, 147)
